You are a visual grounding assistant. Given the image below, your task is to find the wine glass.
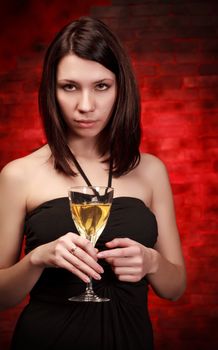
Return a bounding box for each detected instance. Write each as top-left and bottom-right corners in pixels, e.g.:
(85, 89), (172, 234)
(68, 186), (114, 302)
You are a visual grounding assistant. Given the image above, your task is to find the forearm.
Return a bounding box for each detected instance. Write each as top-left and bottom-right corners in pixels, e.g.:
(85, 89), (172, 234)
(147, 249), (186, 301)
(0, 252), (44, 310)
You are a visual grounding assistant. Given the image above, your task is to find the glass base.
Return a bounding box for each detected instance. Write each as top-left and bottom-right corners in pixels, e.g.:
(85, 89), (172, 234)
(68, 290), (110, 302)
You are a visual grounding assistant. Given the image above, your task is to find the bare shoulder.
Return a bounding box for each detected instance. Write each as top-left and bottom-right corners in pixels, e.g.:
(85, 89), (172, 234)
(139, 153), (169, 181)
(0, 145), (51, 186)
(139, 153), (174, 214)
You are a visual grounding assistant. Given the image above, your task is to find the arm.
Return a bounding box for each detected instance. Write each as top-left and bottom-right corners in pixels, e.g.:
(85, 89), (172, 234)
(145, 158), (186, 300)
(97, 156), (186, 301)
(0, 161), (103, 310)
(0, 161), (43, 310)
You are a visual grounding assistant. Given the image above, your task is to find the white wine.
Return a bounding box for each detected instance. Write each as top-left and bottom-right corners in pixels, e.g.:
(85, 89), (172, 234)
(71, 203), (111, 245)
(68, 186), (113, 302)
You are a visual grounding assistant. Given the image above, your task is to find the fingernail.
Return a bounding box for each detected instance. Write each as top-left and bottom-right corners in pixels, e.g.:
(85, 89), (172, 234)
(84, 276), (90, 283)
(98, 266), (104, 273)
(94, 274), (101, 280)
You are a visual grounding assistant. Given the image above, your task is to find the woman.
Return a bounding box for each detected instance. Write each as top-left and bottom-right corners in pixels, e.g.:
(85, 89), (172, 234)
(0, 16), (186, 349)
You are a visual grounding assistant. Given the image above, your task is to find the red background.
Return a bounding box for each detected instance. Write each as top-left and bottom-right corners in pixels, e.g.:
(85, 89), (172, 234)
(0, 0), (218, 349)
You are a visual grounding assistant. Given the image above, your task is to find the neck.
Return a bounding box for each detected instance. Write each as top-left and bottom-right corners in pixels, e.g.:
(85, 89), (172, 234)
(68, 137), (99, 160)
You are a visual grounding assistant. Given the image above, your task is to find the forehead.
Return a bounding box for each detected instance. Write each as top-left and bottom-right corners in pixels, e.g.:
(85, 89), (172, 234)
(56, 54), (115, 81)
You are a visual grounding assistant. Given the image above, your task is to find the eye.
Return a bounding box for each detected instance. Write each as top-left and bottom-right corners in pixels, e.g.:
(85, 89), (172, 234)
(63, 84), (76, 92)
(96, 83), (109, 91)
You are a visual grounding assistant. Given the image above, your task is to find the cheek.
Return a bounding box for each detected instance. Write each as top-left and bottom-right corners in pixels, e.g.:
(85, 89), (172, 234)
(101, 95), (116, 116)
(57, 96), (74, 114)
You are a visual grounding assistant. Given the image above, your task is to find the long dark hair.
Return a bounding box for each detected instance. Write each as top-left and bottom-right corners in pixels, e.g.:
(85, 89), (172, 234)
(38, 16), (141, 177)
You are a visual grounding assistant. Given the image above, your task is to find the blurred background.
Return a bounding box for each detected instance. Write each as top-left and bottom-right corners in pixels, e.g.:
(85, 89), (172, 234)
(0, 0), (217, 349)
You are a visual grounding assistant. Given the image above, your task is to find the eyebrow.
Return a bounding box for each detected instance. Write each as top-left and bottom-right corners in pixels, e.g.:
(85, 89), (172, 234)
(57, 78), (114, 84)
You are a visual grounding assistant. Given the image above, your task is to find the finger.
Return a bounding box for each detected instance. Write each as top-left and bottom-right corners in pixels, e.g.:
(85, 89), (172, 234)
(54, 256), (91, 283)
(113, 266), (141, 275)
(106, 257), (135, 267)
(97, 246), (135, 259)
(105, 257), (114, 264)
(105, 238), (136, 249)
(117, 274), (140, 283)
(61, 238), (104, 274)
(70, 246), (104, 274)
(72, 235), (97, 260)
(64, 233), (98, 260)
(63, 250), (102, 280)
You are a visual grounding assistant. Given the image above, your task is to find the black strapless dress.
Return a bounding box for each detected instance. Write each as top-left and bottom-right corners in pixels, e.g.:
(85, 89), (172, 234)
(11, 196), (158, 350)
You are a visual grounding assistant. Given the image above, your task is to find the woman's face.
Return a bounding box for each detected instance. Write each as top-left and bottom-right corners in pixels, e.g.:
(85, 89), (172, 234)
(56, 54), (117, 140)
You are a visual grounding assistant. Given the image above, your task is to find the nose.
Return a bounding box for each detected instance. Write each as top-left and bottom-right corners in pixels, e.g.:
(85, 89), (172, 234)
(77, 90), (95, 113)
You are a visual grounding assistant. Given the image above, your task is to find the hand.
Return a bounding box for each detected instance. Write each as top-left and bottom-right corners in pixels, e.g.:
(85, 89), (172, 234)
(97, 238), (158, 282)
(30, 232), (104, 283)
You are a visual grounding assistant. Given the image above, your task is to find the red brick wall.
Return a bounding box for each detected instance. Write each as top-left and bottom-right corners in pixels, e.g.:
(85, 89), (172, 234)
(0, 0), (218, 349)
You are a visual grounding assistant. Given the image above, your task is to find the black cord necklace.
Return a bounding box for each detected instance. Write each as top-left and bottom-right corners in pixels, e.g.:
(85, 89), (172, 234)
(71, 154), (113, 188)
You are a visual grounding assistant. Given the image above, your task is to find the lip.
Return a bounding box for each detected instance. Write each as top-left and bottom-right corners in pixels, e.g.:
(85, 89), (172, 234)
(74, 120), (97, 128)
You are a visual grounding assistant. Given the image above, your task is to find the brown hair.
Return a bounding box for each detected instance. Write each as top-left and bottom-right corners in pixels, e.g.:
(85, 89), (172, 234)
(38, 16), (141, 177)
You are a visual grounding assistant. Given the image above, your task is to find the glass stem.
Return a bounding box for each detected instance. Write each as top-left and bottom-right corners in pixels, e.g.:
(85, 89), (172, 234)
(85, 278), (94, 294)
(85, 236), (96, 295)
